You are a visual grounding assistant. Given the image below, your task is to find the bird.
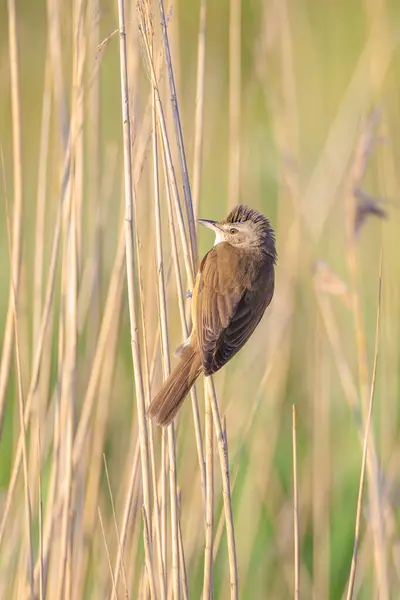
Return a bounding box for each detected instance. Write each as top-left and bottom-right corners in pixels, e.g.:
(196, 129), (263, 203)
(148, 204), (277, 426)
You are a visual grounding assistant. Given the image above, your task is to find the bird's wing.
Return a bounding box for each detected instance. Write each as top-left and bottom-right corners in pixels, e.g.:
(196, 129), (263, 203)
(195, 244), (273, 375)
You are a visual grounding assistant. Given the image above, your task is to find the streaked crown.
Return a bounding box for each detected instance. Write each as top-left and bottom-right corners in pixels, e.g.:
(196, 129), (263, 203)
(221, 204), (276, 260)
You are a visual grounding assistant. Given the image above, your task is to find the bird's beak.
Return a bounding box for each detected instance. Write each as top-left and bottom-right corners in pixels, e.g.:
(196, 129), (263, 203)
(197, 219), (219, 231)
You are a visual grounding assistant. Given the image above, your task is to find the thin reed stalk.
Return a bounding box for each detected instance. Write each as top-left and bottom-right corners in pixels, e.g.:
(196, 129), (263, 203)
(228, 0), (241, 209)
(346, 258), (382, 600)
(98, 507), (118, 599)
(203, 380), (214, 600)
(345, 116), (389, 600)
(0, 0), (24, 437)
(116, 0), (153, 591)
(157, 0), (197, 267)
(292, 405), (300, 600)
(192, 0), (207, 220)
(2, 157), (34, 599)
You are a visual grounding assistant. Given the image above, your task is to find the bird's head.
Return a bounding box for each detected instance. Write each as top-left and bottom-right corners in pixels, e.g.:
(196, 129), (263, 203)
(198, 204), (277, 262)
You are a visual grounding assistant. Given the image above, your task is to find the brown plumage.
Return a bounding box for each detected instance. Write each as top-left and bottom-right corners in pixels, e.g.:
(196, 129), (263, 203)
(148, 204), (277, 426)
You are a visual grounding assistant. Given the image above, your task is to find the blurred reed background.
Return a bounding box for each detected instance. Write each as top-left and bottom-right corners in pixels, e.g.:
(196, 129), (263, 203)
(1, 0), (400, 598)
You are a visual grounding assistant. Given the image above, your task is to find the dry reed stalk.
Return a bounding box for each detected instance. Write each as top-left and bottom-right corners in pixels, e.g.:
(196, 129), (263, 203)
(151, 58), (169, 599)
(292, 405), (300, 600)
(312, 317), (330, 599)
(33, 53), (52, 345)
(46, 0), (69, 143)
(73, 226), (125, 461)
(166, 422), (182, 599)
(177, 505), (189, 600)
(118, 0), (151, 529)
(27, 45), (53, 534)
(137, 7), (194, 287)
(0, 21), (72, 560)
(133, 180), (164, 599)
(75, 270), (125, 599)
(103, 455), (129, 599)
(87, 0), (101, 345)
(157, 0), (197, 268)
(163, 155), (206, 505)
(38, 430), (44, 600)
(73, 91), (154, 459)
(152, 12), (238, 598)
(111, 437), (141, 599)
(203, 379), (214, 600)
(2, 154), (34, 598)
(207, 386), (238, 600)
(346, 258), (382, 600)
(345, 116), (389, 600)
(0, 0), (24, 438)
(98, 506), (119, 598)
(228, 0), (241, 210)
(192, 0), (207, 220)
(116, 0), (154, 594)
(55, 1), (86, 594)
(139, 5), (238, 596)
(143, 507), (157, 599)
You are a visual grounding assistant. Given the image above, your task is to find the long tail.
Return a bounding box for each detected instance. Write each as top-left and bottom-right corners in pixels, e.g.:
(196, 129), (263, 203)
(148, 345), (202, 426)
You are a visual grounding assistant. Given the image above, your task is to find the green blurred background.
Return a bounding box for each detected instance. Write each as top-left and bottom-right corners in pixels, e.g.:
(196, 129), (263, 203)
(1, 0), (400, 598)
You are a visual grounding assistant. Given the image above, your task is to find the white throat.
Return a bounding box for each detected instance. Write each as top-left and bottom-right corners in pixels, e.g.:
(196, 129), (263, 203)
(213, 229), (225, 246)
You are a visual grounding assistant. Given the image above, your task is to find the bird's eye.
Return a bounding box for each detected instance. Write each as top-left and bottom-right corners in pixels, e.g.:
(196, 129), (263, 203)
(229, 227), (238, 235)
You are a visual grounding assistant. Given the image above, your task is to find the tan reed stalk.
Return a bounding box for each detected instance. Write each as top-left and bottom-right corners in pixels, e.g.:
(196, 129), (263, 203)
(150, 51), (169, 598)
(73, 226), (125, 460)
(87, 0), (101, 341)
(132, 167), (165, 598)
(192, 0), (207, 220)
(213, 466), (238, 562)
(139, 5), (238, 595)
(75, 267), (125, 599)
(157, 0), (197, 267)
(28, 221), (125, 595)
(33, 53), (52, 345)
(37, 429), (44, 600)
(143, 507), (157, 599)
(116, 0), (154, 592)
(73, 92), (154, 458)
(98, 506), (118, 598)
(111, 437), (141, 599)
(176, 492), (189, 600)
(292, 405), (300, 600)
(103, 455), (129, 599)
(207, 384), (238, 600)
(145, 20), (189, 592)
(136, 8), (194, 287)
(228, 0), (241, 210)
(346, 258), (382, 600)
(203, 379), (214, 600)
(345, 116), (389, 600)
(0, 0), (24, 437)
(166, 421), (182, 599)
(74, 8), (86, 273)
(32, 393), (61, 599)
(163, 155), (206, 506)
(55, 1), (86, 594)
(2, 155), (34, 599)
(26, 44), (53, 533)
(312, 316), (330, 599)
(145, 6), (238, 594)
(0, 126), (70, 555)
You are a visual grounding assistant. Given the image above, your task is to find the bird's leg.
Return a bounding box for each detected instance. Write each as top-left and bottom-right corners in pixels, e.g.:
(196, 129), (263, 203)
(186, 289), (193, 299)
